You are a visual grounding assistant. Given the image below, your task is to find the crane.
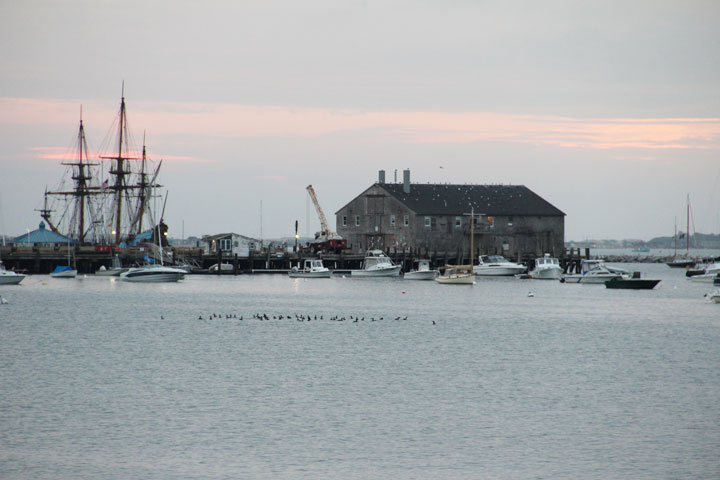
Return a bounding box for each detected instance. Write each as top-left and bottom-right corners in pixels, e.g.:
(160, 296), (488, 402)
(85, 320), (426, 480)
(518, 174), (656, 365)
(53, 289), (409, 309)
(306, 185), (346, 253)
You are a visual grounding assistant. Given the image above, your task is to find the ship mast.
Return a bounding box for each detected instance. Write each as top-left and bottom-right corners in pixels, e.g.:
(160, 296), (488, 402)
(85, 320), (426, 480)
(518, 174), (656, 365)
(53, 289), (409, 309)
(101, 83), (139, 244)
(43, 106), (101, 242)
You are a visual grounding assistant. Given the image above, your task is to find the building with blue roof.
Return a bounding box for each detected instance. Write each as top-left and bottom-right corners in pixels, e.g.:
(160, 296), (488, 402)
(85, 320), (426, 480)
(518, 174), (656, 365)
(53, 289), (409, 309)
(14, 222), (76, 246)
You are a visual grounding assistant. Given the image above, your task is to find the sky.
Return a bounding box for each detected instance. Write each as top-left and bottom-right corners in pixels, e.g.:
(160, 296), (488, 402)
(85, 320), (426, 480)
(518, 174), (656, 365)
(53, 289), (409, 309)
(1, 0), (719, 242)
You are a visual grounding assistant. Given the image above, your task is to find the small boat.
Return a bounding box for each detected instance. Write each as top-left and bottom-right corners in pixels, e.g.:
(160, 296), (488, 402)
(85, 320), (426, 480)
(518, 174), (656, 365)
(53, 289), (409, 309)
(473, 255), (527, 276)
(209, 263), (234, 272)
(529, 254), (563, 280)
(50, 265), (77, 278)
(351, 250), (401, 277)
(605, 273), (661, 290)
(288, 259), (331, 278)
(666, 258), (695, 268)
(95, 256), (128, 276)
(435, 266), (475, 284)
(708, 290), (720, 304)
(563, 259), (630, 284)
(0, 261), (25, 285)
(688, 262), (720, 283)
(404, 259), (438, 280)
(120, 264), (186, 282)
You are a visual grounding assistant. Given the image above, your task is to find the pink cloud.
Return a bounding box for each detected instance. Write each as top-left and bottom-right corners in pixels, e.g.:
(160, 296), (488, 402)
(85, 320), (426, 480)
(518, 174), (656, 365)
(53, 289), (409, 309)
(3, 97), (719, 155)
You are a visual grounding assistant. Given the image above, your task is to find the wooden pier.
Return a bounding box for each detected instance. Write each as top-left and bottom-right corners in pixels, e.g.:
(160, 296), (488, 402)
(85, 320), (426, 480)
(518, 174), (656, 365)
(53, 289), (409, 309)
(1, 245), (590, 275)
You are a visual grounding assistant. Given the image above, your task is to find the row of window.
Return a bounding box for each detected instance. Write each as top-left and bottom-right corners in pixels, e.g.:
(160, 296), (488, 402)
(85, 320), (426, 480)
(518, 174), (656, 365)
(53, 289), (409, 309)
(341, 215), (510, 228)
(342, 215), (411, 227)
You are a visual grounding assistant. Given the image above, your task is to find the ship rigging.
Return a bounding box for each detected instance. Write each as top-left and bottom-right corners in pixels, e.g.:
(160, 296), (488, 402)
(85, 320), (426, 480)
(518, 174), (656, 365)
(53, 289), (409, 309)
(39, 87), (164, 245)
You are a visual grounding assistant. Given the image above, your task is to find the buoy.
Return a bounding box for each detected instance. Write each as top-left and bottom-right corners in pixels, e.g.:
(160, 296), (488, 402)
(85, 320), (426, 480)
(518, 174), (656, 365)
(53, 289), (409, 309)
(402, 291), (406, 294)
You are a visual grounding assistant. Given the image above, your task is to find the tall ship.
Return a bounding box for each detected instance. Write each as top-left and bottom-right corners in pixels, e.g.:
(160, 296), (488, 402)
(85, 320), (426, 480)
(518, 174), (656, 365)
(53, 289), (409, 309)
(39, 86), (167, 247)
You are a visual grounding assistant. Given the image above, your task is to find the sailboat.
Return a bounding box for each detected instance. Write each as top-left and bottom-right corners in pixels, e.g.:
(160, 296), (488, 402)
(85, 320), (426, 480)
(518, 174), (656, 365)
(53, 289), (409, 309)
(50, 236), (77, 278)
(435, 207), (476, 285)
(667, 195), (695, 268)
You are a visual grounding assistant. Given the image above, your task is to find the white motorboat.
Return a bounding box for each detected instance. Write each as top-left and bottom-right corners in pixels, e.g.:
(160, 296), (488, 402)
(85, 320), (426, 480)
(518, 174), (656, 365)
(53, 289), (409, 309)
(0, 262), (25, 285)
(473, 255), (527, 276)
(709, 290), (720, 304)
(351, 250), (401, 277)
(563, 259), (630, 284)
(50, 265), (77, 278)
(435, 266), (475, 284)
(688, 262), (720, 283)
(120, 264), (186, 282)
(404, 259), (438, 280)
(529, 254), (563, 280)
(288, 259), (331, 278)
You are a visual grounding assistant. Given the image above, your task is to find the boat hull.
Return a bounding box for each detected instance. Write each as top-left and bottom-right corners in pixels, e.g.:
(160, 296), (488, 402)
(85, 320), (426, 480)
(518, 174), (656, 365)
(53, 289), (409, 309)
(95, 268), (128, 277)
(50, 270), (77, 278)
(564, 273), (623, 284)
(288, 271), (332, 278)
(120, 266), (186, 282)
(473, 266), (526, 276)
(689, 273), (720, 284)
(605, 279), (661, 290)
(530, 267), (563, 280)
(435, 274), (474, 284)
(404, 270), (438, 280)
(0, 274), (25, 285)
(351, 265), (402, 277)
(666, 260), (695, 268)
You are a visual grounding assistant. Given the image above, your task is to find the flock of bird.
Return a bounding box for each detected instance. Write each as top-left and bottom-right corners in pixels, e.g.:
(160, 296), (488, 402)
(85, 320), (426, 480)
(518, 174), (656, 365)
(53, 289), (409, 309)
(192, 312), (415, 323)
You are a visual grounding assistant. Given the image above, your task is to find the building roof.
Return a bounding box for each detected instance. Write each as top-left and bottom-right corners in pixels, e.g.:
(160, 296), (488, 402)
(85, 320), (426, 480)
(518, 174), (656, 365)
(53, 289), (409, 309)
(202, 232), (259, 242)
(378, 183), (565, 216)
(13, 222), (76, 244)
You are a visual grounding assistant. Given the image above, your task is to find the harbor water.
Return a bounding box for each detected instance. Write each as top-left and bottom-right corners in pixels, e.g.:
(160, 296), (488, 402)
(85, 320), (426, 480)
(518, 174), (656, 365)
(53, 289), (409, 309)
(1, 263), (719, 479)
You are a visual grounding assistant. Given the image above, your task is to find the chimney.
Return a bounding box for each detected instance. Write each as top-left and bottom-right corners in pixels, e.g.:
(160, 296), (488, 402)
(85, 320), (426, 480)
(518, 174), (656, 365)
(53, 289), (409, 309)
(403, 169), (411, 193)
(378, 170), (385, 184)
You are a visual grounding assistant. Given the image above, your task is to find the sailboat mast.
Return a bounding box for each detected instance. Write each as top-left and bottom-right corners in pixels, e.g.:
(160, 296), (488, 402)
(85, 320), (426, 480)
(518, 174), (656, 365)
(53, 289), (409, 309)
(686, 194), (690, 253)
(470, 206), (474, 267)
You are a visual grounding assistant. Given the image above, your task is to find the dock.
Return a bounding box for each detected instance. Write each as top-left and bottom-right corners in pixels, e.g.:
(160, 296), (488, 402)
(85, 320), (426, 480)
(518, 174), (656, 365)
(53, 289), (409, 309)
(0, 245), (593, 275)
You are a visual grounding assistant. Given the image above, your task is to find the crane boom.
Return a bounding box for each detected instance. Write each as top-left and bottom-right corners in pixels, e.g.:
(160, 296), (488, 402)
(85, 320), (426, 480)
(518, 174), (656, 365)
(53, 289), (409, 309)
(306, 184), (330, 235)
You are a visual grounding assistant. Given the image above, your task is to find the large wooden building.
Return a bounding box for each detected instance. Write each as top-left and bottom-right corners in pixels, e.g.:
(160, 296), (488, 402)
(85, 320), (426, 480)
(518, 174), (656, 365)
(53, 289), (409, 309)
(335, 170), (565, 258)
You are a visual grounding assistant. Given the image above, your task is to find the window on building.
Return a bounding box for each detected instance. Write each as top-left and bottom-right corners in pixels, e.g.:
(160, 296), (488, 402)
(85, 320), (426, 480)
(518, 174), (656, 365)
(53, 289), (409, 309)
(404, 215), (409, 226)
(455, 216), (462, 228)
(355, 216), (361, 226)
(342, 216), (347, 226)
(424, 216), (431, 227)
(219, 238), (232, 251)
(390, 215), (396, 226)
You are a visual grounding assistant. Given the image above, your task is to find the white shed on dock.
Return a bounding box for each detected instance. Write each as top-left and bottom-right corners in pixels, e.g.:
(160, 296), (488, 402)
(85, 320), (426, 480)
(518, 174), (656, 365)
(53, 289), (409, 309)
(202, 233), (262, 257)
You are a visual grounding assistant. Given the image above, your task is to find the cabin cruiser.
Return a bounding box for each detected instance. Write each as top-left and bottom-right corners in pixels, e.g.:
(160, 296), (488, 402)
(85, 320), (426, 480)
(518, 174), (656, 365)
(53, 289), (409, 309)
(352, 250), (401, 277)
(435, 265), (475, 284)
(288, 259), (331, 278)
(120, 264), (186, 282)
(0, 261), (24, 285)
(529, 254), (563, 280)
(473, 255), (527, 276)
(563, 259), (630, 284)
(688, 262), (720, 283)
(404, 259), (438, 280)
